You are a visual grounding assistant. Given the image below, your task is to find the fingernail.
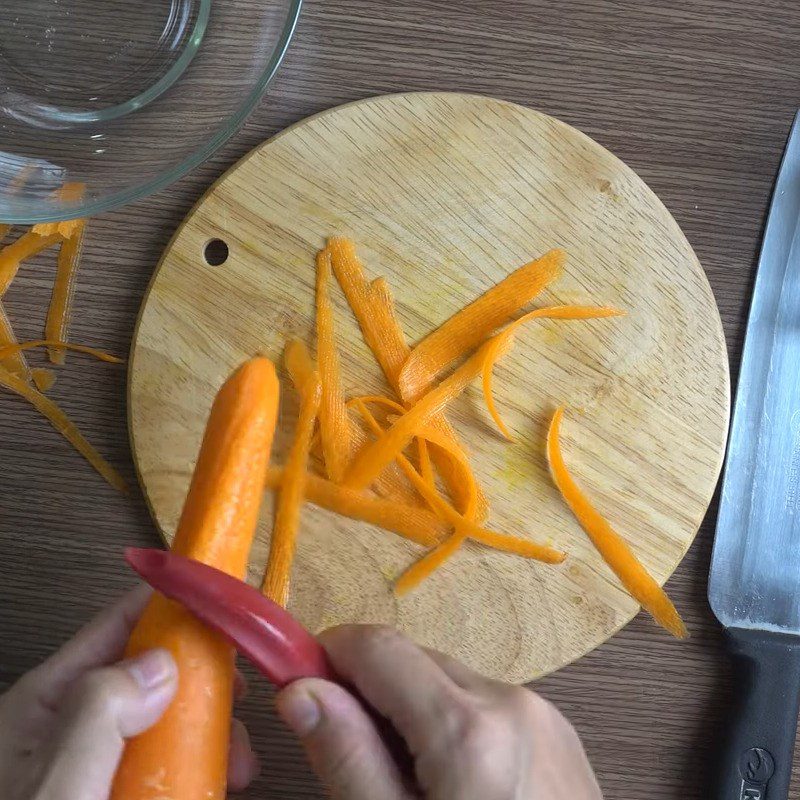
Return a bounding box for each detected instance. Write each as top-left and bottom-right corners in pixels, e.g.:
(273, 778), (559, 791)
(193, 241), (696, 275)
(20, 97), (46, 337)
(125, 648), (177, 691)
(279, 687), (322, 736)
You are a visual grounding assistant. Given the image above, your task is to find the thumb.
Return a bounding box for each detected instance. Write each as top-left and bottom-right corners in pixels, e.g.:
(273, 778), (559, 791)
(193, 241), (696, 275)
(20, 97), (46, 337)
(34, 648), (177, 800)
(277, 679), (410, 800)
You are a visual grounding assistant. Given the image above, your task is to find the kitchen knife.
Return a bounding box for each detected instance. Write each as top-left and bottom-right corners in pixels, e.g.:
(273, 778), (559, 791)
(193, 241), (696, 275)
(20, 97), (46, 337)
(709, 111), (800, 800)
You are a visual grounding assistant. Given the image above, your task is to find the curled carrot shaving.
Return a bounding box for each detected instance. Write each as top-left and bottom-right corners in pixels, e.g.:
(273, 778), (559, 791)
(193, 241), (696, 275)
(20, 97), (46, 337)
(482, 306), (626, 439)
(0, 301), (32, 382)
(315, 248), (352, 482)
(46, 219), (86, 364)
(262, 342), (322, 607)
(417, 437), (435, 491)
(353, 400), (563, 565)
(329, 236), (488, 520)
(395, 530), (468, 595)
(32, 368), (56, 393)
(546, 407), (686, 638)
(0, 231), (62, 296)
(265, 468), (443, 547)
(0, 364), (126, 492)
(343, 335), (514, 492)
(398, 249), (565, 402)
(0, 339), (123, 364)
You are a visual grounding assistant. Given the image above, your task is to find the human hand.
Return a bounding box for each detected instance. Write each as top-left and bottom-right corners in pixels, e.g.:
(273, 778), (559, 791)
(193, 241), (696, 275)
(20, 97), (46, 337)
(0, 585), (258, 800)
(277, 625), (602, 800)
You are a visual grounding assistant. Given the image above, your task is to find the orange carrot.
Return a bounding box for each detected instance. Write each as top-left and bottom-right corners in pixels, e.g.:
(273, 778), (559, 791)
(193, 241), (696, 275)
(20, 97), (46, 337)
(0, 231), (62, 296)
(0, 301), (32, 382)
(398, 249), (565, 401)
(344, 335), (514, 491)
(546, 407), (686, 638)
(353, 400), (563, 564)
(46, 219), (86, 364)
(111, 357), (280, 800)
(262, 343), (322, 606)
(482, 306), (625, 439)
(0, 364), (126, 492)
(0, 339), (123, 364)
(31, 368), (56, 393)
(329, 236), (488, 520)
(265, 467), (443, 547)
(315, 248), (352, 481)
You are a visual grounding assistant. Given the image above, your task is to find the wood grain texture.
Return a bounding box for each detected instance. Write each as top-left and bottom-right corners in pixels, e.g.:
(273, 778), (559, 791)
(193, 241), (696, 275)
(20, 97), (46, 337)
(130, 92), (729, 682)
(1, 1), (800, 797)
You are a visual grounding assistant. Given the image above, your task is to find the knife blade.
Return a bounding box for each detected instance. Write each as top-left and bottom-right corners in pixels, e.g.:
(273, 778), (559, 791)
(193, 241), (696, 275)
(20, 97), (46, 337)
(709, 111), (800, 800)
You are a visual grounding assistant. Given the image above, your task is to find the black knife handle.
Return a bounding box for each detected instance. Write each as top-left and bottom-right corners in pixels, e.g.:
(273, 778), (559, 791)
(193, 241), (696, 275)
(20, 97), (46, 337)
(716, 627), (800, 799)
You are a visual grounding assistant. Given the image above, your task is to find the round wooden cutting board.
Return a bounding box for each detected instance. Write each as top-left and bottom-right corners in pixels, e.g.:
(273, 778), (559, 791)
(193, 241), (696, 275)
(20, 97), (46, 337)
(129, 93), (729, 682)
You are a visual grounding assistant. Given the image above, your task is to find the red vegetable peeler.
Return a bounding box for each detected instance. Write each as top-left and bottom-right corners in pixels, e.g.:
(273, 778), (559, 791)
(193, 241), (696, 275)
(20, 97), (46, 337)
(125, 547), (337, 688)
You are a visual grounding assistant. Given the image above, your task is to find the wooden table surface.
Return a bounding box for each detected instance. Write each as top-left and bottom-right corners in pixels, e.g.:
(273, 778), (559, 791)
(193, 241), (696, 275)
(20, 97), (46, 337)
(1, 2), (798, 797)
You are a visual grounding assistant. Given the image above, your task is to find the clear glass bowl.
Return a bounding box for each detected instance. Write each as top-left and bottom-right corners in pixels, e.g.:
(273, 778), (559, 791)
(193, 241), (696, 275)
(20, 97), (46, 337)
(0, 0), (302, 223)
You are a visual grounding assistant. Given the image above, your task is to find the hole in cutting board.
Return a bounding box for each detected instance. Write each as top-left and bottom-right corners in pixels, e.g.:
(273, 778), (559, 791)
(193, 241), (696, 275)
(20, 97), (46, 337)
(203, 238), (229, 267)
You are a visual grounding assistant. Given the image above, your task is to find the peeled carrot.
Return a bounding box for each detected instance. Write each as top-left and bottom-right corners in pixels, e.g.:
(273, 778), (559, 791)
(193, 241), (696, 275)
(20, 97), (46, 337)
(482, 306), (625, 439)
(0, 364), (126, 492)
(343, 335), (514, 492)
(262, 343), (322, 606)
(265, 467), (443, 547)
(398, 249), (565, 401)
(111, 357), (280, 800)
(353, 400), (563, 564)
(546, 407), (686, 638)
(315, 248), (352, 481)
(329, 236), (489, 520)
(0, 339), (123, 364)
(46, 219), (86, 364)
(0, 231), (62, 296)
(0, 301), (32, 382)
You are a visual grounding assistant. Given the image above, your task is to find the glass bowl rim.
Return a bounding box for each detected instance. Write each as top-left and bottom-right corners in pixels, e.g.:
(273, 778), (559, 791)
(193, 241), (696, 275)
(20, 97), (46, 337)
(2, 0), (303, 225)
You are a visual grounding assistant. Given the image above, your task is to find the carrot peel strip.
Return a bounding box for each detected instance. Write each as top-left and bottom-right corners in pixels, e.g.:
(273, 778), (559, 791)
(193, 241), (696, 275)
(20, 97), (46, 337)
(0, 231), (62, 296)
(343, 335), (514, 491)
(0, 339), (123, 364)
(46, 219), (86, 364)
(316, 248), (352, 482)
(0, 364), (126, 493)
(262, 345), (322, 607)
(395, 530), (468, 596)
(546, 407), (686, 638)
(353, 401), (563, 565)
(398, 248), (565, 401)
(265, 467), (443, 547)
(329, 236), (487, 519)
(32, 368), (56, 393)
(0, 301), (32, 382)
(483, 306), (625, 439)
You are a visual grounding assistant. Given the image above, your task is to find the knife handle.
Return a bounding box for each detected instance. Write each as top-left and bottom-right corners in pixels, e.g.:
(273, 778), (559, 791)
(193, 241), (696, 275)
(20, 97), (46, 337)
(716, 627), (800, 799)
